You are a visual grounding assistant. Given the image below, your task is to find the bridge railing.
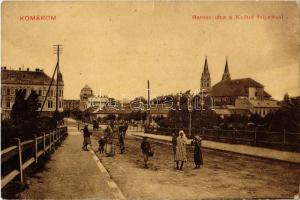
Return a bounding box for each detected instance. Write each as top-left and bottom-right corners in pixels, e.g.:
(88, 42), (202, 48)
(1, 126), (68, 189)
(131, 125), (300, 152)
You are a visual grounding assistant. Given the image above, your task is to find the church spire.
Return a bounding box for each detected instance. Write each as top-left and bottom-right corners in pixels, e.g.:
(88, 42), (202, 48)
(200, 56), (211, 91)
(222, 57), (231, 81)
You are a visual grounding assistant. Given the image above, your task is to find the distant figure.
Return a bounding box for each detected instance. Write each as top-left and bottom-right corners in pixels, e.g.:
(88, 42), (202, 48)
(104, 123), (115, 157)
(98, 136), (106, 154)
(141, 137), (152, 168)
(118, 124), (128, 153)
(171, 132), (177, 159)
(175, 130), (188, 170)
(93, 120), (99, 131)
(191, 136), (203, 169)
(82, 124), (91, 151)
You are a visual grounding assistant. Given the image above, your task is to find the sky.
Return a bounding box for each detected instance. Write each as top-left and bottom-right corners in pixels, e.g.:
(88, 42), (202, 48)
(2, 1), (300, 100)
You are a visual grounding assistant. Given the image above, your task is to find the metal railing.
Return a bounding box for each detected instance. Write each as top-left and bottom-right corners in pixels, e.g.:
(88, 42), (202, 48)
(129, 125), (300, 152)
(1, 126), (68, 189)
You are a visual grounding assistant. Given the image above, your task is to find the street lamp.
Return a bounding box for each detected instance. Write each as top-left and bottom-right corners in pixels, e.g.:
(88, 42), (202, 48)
(188, 98), (192, 138)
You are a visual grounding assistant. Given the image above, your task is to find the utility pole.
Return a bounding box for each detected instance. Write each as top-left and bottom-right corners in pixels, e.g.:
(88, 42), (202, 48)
(147, 80), (151, 132)
(53, 45), (63, 127)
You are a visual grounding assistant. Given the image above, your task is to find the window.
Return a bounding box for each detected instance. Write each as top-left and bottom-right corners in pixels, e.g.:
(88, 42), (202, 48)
(7, 88), (10, 95)
(38, 89), (42, 96)
(48, 100), (53, 108)
(50, 90), (53, 96)
(59, 101), (62, 108)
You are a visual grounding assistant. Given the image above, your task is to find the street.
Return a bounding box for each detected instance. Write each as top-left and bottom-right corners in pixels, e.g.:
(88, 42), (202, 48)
(93, 130), (300, 199)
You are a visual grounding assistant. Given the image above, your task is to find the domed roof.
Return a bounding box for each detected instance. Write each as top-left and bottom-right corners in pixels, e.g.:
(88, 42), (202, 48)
(83, 84), (92, 89)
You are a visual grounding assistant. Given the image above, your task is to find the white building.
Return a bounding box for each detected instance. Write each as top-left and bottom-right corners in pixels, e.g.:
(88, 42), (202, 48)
(1, 67), (64, 119)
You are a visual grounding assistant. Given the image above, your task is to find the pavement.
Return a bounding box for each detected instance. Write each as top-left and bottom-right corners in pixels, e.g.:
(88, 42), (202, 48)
(129, 129), (300, 164)
(20, 122), (124, 199)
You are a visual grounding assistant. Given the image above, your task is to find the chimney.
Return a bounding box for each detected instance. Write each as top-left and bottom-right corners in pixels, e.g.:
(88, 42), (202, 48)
(19, 67), (21, 71)
(35, 68), (40, 72)
(27, 68), (29, 71)
(4, 67), (6, 70)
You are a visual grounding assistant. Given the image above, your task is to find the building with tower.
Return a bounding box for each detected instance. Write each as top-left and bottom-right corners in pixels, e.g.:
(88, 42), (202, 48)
(199, 57), (279, 117)
(79, 85), (94, 111)
(200, 56), (211, 92)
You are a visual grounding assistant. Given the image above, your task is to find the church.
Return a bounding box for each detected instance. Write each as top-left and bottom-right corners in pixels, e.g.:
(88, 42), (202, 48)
(200, 57), (279, 117)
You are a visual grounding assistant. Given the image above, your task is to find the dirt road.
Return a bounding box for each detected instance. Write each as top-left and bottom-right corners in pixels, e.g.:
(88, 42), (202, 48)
(93, 133), (300, 199)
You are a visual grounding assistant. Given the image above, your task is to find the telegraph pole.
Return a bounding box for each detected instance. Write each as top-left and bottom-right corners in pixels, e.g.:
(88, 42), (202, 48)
(53, 45), (63, 127)
(147, 80), (151, 131)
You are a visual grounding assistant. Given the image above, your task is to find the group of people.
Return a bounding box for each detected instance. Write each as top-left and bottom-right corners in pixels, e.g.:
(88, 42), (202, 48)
(82, 122), (203, 170)
(81, 121), (128, 157)
(172, 130), (203, 170)
(140, 130), (203, 170)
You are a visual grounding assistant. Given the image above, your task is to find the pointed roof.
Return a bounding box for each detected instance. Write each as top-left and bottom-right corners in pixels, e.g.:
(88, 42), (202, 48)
(222, 57), (231, 81)
(224, 58), (229, 73)
(211, 78), (271, 98)
(203, 56), (209, 74)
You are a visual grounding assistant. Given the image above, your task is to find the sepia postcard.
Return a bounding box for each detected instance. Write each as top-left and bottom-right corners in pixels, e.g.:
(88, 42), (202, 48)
(1, 1), (300, 199)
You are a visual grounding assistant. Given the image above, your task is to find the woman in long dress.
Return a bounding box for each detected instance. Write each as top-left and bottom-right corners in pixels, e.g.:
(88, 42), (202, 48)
(175, 130), (188, 170)
(105, 123), (115, 157)
(191, 136), (203, 169)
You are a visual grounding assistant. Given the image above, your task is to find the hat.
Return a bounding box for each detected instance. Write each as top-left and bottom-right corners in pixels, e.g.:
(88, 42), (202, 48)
(179, 130), (185, 135)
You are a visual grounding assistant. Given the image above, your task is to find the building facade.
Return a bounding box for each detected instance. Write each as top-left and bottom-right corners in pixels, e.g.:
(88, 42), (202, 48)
(63, 99), (80, 111)
(1, 67), (64, 119)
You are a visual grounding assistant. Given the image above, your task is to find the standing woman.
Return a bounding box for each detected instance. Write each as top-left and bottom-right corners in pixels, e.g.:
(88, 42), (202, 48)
(175, 130), (188, 170)
(191, 136), (203, 169)
(82, 124), (91, 151)
(105, 122), (115, 157)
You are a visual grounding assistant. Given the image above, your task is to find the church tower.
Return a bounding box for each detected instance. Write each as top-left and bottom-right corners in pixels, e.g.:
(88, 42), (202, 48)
(200, 56), (211, 91)
(222, 57), (231, 81)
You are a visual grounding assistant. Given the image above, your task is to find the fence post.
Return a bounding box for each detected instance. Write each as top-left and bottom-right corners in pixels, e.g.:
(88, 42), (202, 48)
(15, 138), (24, 184)
(283, 129), (286, 145)
(34, 135), (38, 163)
(232, 129), (236, 143)
(43, 133), (46, 155)
(49, 132), (52, 151)
(254, 129), (257, 145)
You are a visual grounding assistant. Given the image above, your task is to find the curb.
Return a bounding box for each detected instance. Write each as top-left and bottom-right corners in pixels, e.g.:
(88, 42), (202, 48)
(89, 149), (126, 200)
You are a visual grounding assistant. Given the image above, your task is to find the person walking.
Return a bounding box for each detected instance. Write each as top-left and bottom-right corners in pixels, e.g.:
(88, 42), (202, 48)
(98, 136), (106, 154)
(175, 130), (188, 170)
(82, 124), (91, 151)
(118, 130), (125, 154)
(191, 136), (203, 169)
(141, 137), (152, 168)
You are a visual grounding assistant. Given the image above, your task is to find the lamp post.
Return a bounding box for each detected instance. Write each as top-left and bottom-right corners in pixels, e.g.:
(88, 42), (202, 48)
(188, 98), (192, 138)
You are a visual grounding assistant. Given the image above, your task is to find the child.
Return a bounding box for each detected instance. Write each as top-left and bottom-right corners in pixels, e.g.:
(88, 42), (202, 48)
(141, 137), (151, 168)
(98, 136), (106, 154)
